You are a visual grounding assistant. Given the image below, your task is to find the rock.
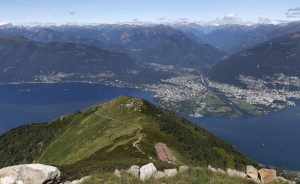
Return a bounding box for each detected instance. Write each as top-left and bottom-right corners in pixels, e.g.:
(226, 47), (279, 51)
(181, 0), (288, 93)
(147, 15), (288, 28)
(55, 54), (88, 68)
(179, 166), (189, 172)
(227, 168), (247, 178)
(246, 165), (260, 182)
(139, 163), (157, 181)
(208, 165), (217, 172)
(258, 168), (276, 183)
(128, 165), (140, 178)
(0, 164), (60, 184)
(68, 176), (91, 184)
(164, 169), (177, 177)
(217, 168), (226, 174)
(114, 169), (121, 177)
(154, 171), (166, 179)
(277, 176), (296, 184)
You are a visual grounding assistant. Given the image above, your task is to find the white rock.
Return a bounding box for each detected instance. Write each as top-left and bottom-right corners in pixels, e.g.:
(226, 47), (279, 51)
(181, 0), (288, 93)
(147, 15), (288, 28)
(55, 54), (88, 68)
(0, 164), (60, 184)
(154, 171), (166, 179)
(217, 168), (226, 174)
(277, 176), (296, 184)
(208, 165), (217, 172)
(164, 169), (177, 177)
(179, 166), (189, 172)
(128, 165), (140, 178)
(139, 163), (157, 181)
(227, 168), (247, 178)
(246, 165), (260, 182)
(68, 176), (91, 184)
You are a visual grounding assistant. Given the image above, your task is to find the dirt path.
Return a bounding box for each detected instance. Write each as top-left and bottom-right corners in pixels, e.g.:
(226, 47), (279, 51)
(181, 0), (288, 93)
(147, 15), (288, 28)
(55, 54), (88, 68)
(94, 112), (153, 160)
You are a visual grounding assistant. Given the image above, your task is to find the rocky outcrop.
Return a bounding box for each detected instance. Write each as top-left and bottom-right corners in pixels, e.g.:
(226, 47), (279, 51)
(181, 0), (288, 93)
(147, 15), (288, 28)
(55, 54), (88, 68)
(155, 143), (175, 162)
(164, 169), (177, 177)
(0, 164), (60, 184)
(227, 168), (247, 178)
(258, 168), (277, 183)
(139, 163), (157, 181)
(246, 165), (260, 182)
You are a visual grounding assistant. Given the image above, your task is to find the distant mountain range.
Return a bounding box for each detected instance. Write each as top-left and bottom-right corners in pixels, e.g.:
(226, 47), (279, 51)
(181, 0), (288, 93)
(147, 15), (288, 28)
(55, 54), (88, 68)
(175, 21), (300, 54)
(2, 21), (300, 86)
(207, 32), (300, 85)
(0, 35), (172, 85)
(136, 32), (224, 68)
(0, 24), (224, 70)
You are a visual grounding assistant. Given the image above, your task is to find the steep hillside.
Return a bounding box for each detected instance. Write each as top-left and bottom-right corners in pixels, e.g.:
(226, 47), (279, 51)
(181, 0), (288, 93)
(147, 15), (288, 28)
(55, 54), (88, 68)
(0, 35), (171, 84)
(136, 33), (224, 68)
(207, 32), (300, 85)
(0, 96), (257, 180)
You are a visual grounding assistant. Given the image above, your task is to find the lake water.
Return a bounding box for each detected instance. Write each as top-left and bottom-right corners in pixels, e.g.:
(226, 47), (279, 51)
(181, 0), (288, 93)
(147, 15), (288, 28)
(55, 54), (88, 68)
(0, 83), (299, 170)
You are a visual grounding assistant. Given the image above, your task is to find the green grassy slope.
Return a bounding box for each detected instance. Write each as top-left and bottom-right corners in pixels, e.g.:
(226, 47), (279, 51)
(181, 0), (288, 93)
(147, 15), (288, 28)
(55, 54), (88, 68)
(0, 96), (257, 180)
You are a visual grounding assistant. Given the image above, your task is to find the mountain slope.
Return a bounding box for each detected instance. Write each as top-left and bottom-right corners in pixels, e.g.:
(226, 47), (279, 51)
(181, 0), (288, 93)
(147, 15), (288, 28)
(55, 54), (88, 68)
(207, 32), (300, 85)
(136, 33), (225, 68)
(0, 35), (171, 84)
(0, 96), (257, 180)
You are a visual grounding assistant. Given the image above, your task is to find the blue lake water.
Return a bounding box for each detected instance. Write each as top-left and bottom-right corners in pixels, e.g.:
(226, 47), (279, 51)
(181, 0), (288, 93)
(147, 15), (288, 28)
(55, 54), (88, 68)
(0, 83), (299, 170)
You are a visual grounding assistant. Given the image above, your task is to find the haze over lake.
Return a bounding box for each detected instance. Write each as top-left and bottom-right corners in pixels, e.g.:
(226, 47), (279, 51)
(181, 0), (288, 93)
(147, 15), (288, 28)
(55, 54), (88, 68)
(0, 83), (299, 170)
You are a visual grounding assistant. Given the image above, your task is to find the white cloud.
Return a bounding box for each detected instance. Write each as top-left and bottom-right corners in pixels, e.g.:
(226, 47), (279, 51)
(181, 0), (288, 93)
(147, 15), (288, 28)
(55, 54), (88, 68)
(288, 7), (300, 12)
(156, 17), (166, 21)
(224, 13), (237, 20)
(285, 7), (300, 18)
(178, 17), (189, 21)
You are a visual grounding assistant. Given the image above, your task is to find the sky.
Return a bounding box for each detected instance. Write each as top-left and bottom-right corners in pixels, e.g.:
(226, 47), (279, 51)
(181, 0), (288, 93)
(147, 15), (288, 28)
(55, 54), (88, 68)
(0, 0), (300, 25)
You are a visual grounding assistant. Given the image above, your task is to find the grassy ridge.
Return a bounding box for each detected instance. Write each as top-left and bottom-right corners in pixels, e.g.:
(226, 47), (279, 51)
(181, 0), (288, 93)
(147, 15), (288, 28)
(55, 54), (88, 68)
(0, 96), (257, 180)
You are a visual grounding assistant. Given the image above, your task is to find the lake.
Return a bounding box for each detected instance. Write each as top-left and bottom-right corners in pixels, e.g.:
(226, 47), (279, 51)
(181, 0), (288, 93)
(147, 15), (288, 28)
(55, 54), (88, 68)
(0, 83), (299, 170)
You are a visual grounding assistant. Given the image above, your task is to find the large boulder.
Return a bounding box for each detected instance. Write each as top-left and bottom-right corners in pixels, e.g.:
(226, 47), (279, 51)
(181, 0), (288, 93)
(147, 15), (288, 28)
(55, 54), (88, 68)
(0, 164), (60, 184)
(164, 169), (177, 177)
(128, 165), (140, 178)
(246, 165), (260, 182)
(227, 168), (247, 178)
(258, 168), (276, 183)
(139, 163), (157, 181)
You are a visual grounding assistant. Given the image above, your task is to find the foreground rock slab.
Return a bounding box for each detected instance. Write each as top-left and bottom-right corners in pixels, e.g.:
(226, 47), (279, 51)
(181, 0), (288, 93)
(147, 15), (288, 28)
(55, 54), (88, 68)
(139, 163), (157, 181)
(227, 168), (247, 178)
(0, 164), (60, 184)
(246, 165), (260, 182)
(258, 168), (276, 183)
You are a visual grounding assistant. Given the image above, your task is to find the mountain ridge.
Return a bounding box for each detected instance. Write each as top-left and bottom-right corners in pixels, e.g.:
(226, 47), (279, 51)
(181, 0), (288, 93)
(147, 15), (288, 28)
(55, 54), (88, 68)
(207, 32), (300, 85)
(0, 95), (257, 180)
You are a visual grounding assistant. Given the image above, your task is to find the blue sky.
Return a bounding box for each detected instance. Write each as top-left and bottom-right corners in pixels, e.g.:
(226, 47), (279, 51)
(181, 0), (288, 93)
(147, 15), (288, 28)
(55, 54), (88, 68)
(0, 0), (300, 25)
